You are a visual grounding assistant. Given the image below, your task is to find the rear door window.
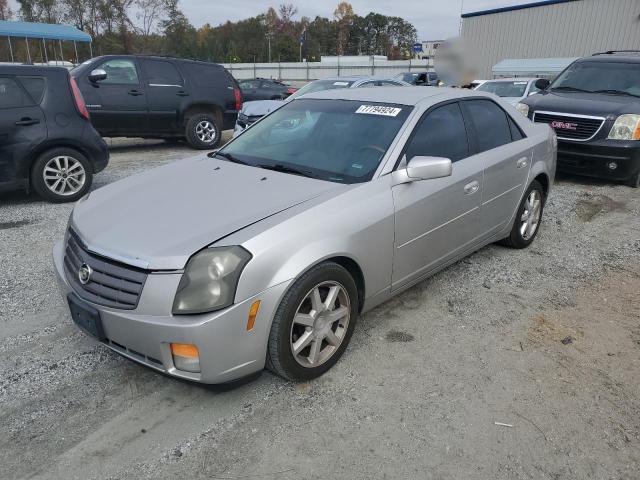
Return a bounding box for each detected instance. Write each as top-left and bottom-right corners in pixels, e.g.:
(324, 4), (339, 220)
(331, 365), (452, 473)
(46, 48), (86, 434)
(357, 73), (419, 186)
(462, 99), (513, 153)
(404, 102), (470, 162)
(0, 77), (30, 109)
(17, 76), (46, 103)
(143, 59), (183, 86)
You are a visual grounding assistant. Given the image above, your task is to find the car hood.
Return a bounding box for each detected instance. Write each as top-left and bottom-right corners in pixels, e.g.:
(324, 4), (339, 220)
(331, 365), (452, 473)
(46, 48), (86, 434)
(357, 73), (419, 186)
(524, 91), (640, 119)
(502, 96), (522, 105)
(242, 100), (284, 117)
(71, 156), (340, 270)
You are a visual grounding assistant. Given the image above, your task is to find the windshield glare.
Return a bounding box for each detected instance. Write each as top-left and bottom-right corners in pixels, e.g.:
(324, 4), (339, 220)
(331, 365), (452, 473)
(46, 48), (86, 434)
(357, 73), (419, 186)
(220, 99), (411, 184)
(287, 79), (354, 100)
(551, 61), (640, 96)
(476, 81), (528, 97)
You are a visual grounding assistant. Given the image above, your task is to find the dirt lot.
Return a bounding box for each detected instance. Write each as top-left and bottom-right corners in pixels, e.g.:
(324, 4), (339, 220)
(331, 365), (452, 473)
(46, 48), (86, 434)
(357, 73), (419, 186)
(1, 137), (639, 480)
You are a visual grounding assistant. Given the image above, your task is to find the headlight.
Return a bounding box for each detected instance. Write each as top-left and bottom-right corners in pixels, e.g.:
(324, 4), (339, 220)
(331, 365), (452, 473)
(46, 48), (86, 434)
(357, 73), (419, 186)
(608, 114), (640, 140)
(515, 102), (530, 117)
(172, 246), (252, 315)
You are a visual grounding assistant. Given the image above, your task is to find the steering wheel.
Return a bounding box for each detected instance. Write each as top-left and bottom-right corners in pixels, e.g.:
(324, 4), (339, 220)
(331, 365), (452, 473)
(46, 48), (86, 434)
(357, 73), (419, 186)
(357, 145), (386, 155)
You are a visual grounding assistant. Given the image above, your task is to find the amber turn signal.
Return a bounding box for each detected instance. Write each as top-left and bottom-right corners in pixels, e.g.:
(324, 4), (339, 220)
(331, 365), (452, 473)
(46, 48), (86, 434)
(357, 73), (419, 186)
(246, 300), (261, 331)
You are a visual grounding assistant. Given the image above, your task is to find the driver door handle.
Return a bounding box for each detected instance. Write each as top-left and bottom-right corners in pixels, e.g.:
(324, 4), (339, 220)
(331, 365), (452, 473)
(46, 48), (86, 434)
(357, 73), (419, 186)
(15, 117), (40, 126)
(128, 89), (143, 96)
(464, 180), (480, 195)
(176, 91), (189, 96)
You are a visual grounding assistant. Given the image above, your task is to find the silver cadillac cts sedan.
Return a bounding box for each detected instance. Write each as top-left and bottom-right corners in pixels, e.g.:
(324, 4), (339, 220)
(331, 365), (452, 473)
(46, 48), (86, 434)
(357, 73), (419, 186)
(53, 87), (556, 383)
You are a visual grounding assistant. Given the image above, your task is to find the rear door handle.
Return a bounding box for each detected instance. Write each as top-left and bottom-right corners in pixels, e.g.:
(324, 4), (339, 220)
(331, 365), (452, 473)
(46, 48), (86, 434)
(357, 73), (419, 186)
(15, 118), (40, 126)
(128, 90), (143, 96)
(176, 91), (189, 97)
(464, 180), (480, 195)
(516, 157), (529, 169)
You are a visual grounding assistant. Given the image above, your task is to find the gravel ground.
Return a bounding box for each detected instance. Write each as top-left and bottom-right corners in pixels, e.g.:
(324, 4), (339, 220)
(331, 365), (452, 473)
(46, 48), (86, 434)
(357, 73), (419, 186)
(1, 137), (639, 480)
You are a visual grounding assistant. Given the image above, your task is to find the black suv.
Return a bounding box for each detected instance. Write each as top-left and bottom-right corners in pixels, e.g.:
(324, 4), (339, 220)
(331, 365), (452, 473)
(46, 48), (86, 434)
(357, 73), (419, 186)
(0, 65), (109, 202)
(71, 55), (242, 149)
(520, 52), (640, 187)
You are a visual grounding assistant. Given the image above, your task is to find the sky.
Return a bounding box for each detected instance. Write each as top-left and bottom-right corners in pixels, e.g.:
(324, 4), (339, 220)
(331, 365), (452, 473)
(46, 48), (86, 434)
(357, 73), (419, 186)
(7, 0), (537, 40)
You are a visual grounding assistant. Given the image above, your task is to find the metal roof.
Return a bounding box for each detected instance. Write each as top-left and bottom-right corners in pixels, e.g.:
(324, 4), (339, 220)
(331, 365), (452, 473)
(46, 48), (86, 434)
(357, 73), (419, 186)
(462, 0), (581, 19)
(492, 57), (579, 76)
(0, 20), (91, 42)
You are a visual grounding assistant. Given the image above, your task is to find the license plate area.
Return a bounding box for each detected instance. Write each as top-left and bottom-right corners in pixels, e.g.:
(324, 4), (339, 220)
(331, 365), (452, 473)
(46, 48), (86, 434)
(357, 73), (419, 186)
(68, 293), (105, 341)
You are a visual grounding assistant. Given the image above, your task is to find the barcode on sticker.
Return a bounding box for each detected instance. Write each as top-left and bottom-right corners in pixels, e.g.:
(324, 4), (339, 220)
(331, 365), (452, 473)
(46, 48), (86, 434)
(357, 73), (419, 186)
(356, 105), (402, 117)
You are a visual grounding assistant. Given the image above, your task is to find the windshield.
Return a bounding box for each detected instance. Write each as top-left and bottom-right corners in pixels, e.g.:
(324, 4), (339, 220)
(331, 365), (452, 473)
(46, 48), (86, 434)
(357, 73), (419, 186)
(220, 99), (411, 184)
(476, 81), (528, 97)
(287, 79), (354, 100)
(551, 61), (640, 96)
(395, 73), (417, 83)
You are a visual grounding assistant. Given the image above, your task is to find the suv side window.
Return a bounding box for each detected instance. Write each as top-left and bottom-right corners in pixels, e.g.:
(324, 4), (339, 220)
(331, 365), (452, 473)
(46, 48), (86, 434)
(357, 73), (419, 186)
(0, 77), (30, 109)
(462, 99), (513, 153)
(404, 102), (469, 162)
(17, 76), (46, 103)
(143, 59), (182, 86)
(98, 58), (139, 85)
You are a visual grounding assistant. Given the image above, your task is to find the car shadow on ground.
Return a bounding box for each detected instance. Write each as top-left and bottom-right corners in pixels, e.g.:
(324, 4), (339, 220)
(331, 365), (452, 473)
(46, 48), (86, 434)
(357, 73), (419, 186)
(555, 171), (624, 189)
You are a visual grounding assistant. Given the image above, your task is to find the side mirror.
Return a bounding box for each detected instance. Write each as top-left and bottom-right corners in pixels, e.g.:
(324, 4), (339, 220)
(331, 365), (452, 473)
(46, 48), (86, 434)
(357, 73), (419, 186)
(534, 78), (550, 90)
(406, 156), (452, 181)
(88, 68), (107, 83)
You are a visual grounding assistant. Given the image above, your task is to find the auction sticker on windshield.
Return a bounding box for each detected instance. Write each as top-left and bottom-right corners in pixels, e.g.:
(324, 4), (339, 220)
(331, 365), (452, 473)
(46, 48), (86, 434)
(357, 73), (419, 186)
(356, 105), (402, 117)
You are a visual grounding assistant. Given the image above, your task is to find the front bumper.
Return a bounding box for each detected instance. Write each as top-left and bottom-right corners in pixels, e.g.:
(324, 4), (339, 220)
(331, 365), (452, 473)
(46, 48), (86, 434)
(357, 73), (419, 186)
(557, 138), (640, 182)
(233, 122), (245, 138)
(53, 240), (291, 384)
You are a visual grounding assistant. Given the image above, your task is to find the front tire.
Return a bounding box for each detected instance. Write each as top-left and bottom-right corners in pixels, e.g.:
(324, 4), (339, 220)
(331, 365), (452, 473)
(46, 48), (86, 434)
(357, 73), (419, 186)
(500, 180), (544, 249)
(267, 262), (359, 381)
(30, 148), (92, 203)
(185, 113), (221, 149)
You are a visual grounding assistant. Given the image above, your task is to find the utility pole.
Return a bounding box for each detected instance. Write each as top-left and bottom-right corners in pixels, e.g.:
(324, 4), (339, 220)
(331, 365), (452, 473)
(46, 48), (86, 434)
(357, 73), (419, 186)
(266, 32), (272, 63)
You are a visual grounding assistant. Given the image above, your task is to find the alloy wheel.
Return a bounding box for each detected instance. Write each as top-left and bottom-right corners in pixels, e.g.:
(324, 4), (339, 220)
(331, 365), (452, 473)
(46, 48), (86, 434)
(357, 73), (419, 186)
(195, 120), (217, 144)
(290, 281), (351, 368)
(42, 156), (86, 196)
(520, 189), (542, 240)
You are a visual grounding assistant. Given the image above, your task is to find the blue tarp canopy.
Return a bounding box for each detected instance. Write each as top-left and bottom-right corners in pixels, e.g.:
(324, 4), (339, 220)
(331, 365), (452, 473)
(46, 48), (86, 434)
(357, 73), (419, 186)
(0, 20), (91, 42)
(492, 57), (579, 77)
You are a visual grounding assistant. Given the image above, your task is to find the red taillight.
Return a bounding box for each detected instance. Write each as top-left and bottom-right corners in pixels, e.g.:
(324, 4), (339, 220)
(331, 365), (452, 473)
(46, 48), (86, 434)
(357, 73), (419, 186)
(233, 86), (242, 111)
(286, 88), (297, 94)
(70, 76), (90, 120)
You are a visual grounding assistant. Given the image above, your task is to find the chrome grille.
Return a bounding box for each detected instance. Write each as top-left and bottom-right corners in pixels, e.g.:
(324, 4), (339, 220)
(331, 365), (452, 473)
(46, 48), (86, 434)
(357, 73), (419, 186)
(64, 229), (147, 310)
(533, 111), (605, 141)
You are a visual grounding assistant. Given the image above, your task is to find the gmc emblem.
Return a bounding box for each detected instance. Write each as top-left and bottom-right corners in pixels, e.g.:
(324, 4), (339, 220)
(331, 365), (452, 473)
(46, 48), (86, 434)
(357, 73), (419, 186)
(551, 120), (578, 130)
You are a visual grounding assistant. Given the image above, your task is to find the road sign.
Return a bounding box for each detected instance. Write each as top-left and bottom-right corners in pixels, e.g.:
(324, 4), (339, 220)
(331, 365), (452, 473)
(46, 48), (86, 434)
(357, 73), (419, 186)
(412, 43), (423, 53)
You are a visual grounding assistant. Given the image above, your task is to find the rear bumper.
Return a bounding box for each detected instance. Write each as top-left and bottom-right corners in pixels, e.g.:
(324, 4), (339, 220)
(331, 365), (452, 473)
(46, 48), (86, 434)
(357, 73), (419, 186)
(53, 240), (291, 384)
(557, 139), (640, 182)
(223, 110), (239, 130)
(83, 127), (109, 173)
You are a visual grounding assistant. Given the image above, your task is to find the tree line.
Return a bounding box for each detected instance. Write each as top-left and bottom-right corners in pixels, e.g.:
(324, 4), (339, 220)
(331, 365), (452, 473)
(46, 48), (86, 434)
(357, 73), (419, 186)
(1, 0), (418, 63)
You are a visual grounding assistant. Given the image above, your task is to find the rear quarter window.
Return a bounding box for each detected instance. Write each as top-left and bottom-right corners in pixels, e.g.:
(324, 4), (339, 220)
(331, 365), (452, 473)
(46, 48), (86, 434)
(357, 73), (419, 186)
(180, 62), (231, 89)
(17, 76), (46, 104)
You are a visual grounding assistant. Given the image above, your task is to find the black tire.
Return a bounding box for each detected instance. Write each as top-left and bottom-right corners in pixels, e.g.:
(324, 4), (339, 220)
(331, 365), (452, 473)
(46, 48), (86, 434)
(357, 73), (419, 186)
(625, 171), (640, 188)
(499, 180), (545, 249)
(30, 147), (93, 203)
(185, 113), (221, 150)
(267, 262), (359, 382)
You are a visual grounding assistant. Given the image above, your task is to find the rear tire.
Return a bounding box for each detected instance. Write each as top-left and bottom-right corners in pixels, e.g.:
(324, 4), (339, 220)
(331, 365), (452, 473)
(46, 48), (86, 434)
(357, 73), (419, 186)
(185, 113), (221, 150)
(30, 148), (92, 203)
(267, 262), (359, 382)
(499, 180), (544, 249)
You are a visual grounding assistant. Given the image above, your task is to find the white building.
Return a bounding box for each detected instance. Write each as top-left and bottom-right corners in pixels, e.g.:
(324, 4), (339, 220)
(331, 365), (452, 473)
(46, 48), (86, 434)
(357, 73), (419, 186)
(416, 40), (444, 60)
(461, 0), (640, 78)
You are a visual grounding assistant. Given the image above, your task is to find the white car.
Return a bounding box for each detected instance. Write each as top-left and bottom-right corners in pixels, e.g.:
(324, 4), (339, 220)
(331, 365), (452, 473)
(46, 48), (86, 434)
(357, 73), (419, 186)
(475, 78), (541, 105)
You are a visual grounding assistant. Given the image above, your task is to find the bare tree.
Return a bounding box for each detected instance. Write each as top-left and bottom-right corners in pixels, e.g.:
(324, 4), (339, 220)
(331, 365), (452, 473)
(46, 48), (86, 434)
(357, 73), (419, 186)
(0, 0), (12, 20)
(333, 1), (354, 55)
(136, 0), (166, 37)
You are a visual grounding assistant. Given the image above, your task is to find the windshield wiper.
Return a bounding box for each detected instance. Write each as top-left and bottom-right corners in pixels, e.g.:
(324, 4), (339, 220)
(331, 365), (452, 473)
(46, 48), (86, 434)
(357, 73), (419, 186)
(551, 86), (592, 93)
(591, 89), (640, 98)
(257, 163), (316, 179)
(210, 151), (250, 165)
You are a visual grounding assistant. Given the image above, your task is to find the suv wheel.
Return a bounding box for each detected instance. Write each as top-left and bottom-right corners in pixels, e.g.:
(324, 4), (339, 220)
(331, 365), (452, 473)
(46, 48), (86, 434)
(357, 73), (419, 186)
(31, 148), (92, 203)
(267, 262), (359, 381)
(499, 180), (544, 249)
(186, 113), (221, 149)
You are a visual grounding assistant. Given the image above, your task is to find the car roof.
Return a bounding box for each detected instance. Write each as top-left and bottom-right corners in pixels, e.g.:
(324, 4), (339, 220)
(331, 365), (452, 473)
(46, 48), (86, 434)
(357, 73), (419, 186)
(580, 54), (640, 64)
(90, 54), (222, 67)
(0, 64), (68, 75)
(483, 77), (536, 82)
(301, 86), (491, 106)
